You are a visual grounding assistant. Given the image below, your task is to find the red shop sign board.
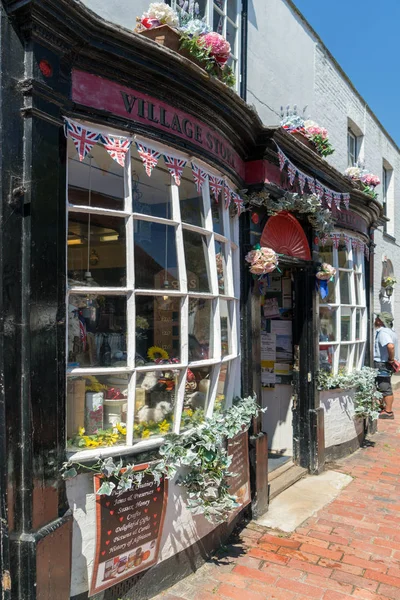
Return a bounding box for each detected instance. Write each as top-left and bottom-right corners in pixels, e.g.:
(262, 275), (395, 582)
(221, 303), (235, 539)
(226, 431), (251, 521)
(72, 70), (245, 180)
(89, 466), (168, 596)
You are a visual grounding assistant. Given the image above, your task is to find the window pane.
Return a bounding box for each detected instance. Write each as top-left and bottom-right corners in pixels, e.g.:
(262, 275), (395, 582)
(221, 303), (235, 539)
(134, 369), (178, 439)
(319, 344), (335, 373)
(183, 230), (211, 292)
(226, 19), (237, 56)
(68, 294), (127, 368)
(134, 222), (178, 289)
(181, 366), (212, 429)
(318, 241), (333, 265)
(339, 271), (351, 304)
(215, 363), (228, 413)
(341, 307), (352, 342)
(212, 195), (223, 235)
(319, 307), (337, 342)
(213, 10), (224, 34)
(220, 298), (232, 357)
(356, 309), (364, 341)
(135, 295), (180, 365)
(67, 375), (128, 448)
(227, 0), (237, 22)
(131, 157), (172, 219)
(354, 272), (360, 305)
(338, 241), (350, 268)
(339, 345), (349, 371)
(68, 139), (124, 210)
(215, 240), (227, 294)
(68, 213), (126, 287)
(188, 298), (213, 361)
(179, 164), (205, 227)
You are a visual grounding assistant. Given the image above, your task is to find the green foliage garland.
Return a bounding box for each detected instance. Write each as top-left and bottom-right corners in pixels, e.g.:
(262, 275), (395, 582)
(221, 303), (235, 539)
(243, 190), (335, 238)
(317, 367), (382, 420)
(61, 395), (261, 524)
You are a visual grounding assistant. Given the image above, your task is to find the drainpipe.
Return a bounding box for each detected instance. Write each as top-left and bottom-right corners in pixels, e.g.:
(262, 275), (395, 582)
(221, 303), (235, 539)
(240, 0), (248, 101)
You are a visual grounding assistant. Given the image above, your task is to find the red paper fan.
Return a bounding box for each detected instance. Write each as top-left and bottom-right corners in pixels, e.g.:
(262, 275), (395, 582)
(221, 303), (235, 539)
(260, 211), (311, 260)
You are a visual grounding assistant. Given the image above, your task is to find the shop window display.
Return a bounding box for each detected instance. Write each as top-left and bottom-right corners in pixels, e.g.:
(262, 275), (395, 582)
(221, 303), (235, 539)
(318, 235), (367, 374)
(66, 130), (240, 454)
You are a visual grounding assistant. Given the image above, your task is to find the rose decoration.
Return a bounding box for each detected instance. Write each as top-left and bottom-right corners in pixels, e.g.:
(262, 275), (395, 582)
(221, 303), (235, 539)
(245, 246), (279, 276)
(198, 32), (231, 66)
(316, 263), (336, 281)
(141, 3), (179, 28)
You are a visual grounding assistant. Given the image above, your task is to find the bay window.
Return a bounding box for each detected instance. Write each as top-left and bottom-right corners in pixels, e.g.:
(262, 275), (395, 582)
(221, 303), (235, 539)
(318, 234), (367, 375)
(66, 124), (240, 457)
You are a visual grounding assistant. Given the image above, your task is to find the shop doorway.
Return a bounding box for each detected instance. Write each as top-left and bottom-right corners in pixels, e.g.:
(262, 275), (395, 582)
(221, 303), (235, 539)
(258, 213), (315, 478)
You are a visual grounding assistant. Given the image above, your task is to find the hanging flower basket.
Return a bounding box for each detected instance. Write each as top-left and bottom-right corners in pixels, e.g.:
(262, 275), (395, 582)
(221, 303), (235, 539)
(316, 263), (336, 281)
(245, 245), (279, 278)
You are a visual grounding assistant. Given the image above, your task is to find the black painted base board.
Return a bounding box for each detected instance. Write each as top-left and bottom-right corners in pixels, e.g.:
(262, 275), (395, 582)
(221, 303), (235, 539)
(325, 429), (365, 463)
(71, 510), (248, 600)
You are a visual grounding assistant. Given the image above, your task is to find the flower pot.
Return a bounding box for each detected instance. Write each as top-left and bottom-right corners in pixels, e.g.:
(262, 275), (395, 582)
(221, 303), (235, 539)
(290, 130), (315, 152)
(138, 24), (181, 53)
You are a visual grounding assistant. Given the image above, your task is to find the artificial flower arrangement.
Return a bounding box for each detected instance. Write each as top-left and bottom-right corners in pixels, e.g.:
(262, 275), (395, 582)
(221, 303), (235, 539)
(280, 106), (335, 157)
(316, 262), (336, 281)
(135, 1), (235, 88)
(382, 275), (397, 288)
(245, 245), (279, 278)
(344, 164), (380, 199)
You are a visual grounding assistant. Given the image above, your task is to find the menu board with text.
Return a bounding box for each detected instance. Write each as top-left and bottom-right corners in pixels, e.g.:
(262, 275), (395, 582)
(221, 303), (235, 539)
(90, 466), (168, 596)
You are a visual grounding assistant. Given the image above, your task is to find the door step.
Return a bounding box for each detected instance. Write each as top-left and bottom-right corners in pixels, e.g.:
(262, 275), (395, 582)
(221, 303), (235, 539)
(269, 463), (307, 502)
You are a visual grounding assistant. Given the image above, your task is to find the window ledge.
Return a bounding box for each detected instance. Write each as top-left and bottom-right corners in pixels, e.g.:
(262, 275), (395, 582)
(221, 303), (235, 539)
(66, 436), (165, 463)
(383, 232), (396, 243)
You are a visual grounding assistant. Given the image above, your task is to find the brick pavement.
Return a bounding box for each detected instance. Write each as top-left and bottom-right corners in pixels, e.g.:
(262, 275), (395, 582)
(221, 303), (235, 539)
(155, 394), (400, 599)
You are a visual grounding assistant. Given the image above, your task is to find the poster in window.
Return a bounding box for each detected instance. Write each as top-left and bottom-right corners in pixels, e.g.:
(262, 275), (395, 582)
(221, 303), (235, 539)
(89, 465), (168, 596)
(226, 431), (251, 522)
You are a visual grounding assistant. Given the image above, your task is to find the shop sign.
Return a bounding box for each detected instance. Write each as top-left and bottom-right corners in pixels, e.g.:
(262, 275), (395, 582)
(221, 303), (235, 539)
(89, 466), (168, 596)
(226, 431), (251, 520)
(72, 70), (245, 179)
(331, 205), (368, 235)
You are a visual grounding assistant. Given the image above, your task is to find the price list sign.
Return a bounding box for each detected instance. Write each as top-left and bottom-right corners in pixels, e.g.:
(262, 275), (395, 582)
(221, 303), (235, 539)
(90, 466), (168, 596)
(226, 431), (251, 521)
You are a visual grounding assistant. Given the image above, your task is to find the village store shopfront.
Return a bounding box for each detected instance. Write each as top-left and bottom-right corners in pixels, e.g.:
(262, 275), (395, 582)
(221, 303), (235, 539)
(0, 2), (383, 599)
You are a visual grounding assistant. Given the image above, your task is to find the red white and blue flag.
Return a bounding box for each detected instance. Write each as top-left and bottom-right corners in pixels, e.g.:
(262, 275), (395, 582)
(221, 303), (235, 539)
(65, 119), (100, 162)
(101, 135), (132, 167)
(163, 154), (187, 186)
(191, 162), (207, 193)
(224, 184), (232, 209)
(135, 142), (161, 177)
(287, 163), (297, 186)
(232, 192), (245, 215)
(209, 175), (224, 202)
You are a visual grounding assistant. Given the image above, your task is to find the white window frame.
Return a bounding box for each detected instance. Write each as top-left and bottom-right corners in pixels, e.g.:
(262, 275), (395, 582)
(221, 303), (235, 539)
(66, 122), (241, 460)
(318, 232), (367, 375)
(347, 130), (357, 167)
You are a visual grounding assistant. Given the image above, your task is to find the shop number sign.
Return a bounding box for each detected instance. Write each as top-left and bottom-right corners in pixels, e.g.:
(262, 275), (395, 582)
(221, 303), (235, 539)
(90, 466), (168, 596)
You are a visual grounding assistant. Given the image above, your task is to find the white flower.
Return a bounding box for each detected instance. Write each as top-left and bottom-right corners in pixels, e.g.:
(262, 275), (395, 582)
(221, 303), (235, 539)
(143, 3), (179, 26)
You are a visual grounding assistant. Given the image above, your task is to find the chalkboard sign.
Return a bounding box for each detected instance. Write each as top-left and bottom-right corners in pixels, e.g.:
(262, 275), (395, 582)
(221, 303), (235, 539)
(90, 466), (168, 596)
(226, 431), (251, 521)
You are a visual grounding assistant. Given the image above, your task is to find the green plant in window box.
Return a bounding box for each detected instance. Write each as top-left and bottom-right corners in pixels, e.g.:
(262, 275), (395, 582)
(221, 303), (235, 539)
(67, 423), (126, 449)
(62, 395), (263, 523)
(317, 367), (382, 420)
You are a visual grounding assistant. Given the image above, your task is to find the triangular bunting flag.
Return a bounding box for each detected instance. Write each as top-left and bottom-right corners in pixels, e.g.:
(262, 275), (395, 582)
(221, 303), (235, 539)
(342, 193), (350, 210)
(298, 172), (306, 194)
(307, 177), (316, 195)
(232, 192), (245, 215)
(191, 162), (207, 193)
(101, 135), (132, 167)
(331, 233), (341, 248)
(287, 162), (297, 185)
(209, 175), (224, 202)
(344, 235), (352, 251)
(135, 142), (161, 177)
(325, 189), (333, 209)
(278, 148), (287, 171)
(333, 192), (341, 210)
(163, 154), (187, 186)
(315, 181), (324, 199)
(351, 238), (358, 251)
(65, 119), (100, 162)
(224, 184), (232, 209)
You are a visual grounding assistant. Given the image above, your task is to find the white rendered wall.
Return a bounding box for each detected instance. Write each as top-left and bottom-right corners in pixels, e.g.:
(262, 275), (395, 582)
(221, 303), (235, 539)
(319, 388), (363, 451)
(77, 0), (149, 30)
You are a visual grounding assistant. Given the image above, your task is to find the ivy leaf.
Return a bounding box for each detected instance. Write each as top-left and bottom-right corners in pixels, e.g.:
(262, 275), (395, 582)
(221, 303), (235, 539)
(61, 467), (77, 480)
(97, 480), (116, 496)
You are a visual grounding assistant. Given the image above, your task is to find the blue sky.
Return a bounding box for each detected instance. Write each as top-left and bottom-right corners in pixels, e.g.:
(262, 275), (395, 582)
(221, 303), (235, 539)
(293, 0), (400, 147)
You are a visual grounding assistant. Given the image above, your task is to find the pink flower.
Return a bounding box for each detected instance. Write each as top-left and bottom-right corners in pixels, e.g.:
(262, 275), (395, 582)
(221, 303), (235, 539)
(199, 32), (231, 65)
(245, 247), (278, 275)
(361, 173), (380, 187)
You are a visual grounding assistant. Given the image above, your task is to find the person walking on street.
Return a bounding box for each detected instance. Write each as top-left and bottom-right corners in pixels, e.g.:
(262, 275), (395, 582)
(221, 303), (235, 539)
(374, 311), (398, 419)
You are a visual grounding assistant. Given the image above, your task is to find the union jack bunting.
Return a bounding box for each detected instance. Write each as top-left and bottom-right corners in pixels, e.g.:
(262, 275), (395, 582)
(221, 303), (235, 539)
(333, 193), (341, 210)
(209, 175), (224, 201)
(298, 172), (306, 194)
(324, 189), (333, 209)
(287, 162), (297, 186)
(101, 135), (132, 167)
(191, 162), (208, 193)
(224, 184), (232, 209)
(315, 181), (325, 199)
(278, 148), (287, 171)
(65, 119), (100, 162)
(319, 234), (329, 245)
(351, 238), (358, 251)
(331, 233), (341, 248)
(344, 235), (352, 251)
(307, 177), (316, 194)
(342, 193), (350, 210)
(365, 245), (370, 260)
(163, 154), (187, 186)
(232, 192), (245, 215)
(135, 142), (161, 177)
(357, 239), (365, 253)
